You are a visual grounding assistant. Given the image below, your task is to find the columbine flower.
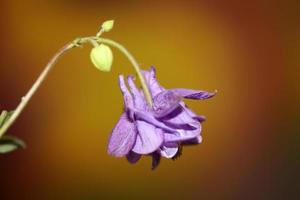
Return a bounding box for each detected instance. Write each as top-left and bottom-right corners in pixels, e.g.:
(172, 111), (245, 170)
(108, 66), (215, 169)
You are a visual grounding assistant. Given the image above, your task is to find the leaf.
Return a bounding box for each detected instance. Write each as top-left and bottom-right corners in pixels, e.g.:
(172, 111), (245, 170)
(0, 143), (18, 153)
(0, 110), (14, 128)
(0, 110), (8, 127)
(0, 135), (26, 154)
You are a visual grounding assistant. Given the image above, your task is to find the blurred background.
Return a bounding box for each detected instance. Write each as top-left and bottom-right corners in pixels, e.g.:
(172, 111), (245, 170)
(0, 0), (299, 199)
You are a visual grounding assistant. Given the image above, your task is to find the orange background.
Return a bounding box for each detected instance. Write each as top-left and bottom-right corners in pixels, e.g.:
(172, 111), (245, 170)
(0, 0), (299, 199)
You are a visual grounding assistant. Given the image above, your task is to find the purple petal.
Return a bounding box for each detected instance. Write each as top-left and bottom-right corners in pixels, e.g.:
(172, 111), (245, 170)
(157, 106), (184, 120)
(118, 75), (134, 108)
(127, 75), (148, 110)
(142, 66), (165, 97)
(181, 103), (206, 122)
(192, 115), (206, 122)
(182, 135), (202, 145)
(126, 151), (141, 164)
(130, 107), (179, 133)
(132, 121), (163, 154)
(165, 103), (200, 128)
(162, 108), (201, 143)
(153, 90), (182, 118)
(128, 104), (200, 143)
(172, 88), (216, 100)
(108, 113), (137, 157)
(162, 120), (198, 130)
(163, 129), (200, 143)
(159, 145), (178, 158)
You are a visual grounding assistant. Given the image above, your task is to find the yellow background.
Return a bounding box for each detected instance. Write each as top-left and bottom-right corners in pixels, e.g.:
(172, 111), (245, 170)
(0, 0), (299, 199)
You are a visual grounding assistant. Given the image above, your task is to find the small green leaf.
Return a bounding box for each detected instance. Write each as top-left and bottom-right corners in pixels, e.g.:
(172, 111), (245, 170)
(0, 110), (14, 128)
(0, 143), (18, 153)
(0, 135), (26, 154)
(4, 111), (14, 126)
(0, 110), (8, 127)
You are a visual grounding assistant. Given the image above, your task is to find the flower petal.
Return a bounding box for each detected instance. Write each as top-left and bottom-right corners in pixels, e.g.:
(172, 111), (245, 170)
(172, 88), (216, 100)
(153, 90), (182, 118)
(118, 75), (134, 108)
(162, 108), (202, 143)
(159, 145), (178, 158)
(163, 129), (200, 143)
(182, 135), (202, 145)
(142, 66), (165, 97)
(132, 121), (163, 154)
(108, 113), (137, 157)
(181, 103), (206, 122)
(131, 107), (179, 133)
(127, 75), (148, 110)
(162, 120), (198, 130)
(192, 115), (206, 122)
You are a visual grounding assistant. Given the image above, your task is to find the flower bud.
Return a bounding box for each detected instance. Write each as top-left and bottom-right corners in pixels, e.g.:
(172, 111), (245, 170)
(90, 44), (113, 72)
(101, 20), (114, 32)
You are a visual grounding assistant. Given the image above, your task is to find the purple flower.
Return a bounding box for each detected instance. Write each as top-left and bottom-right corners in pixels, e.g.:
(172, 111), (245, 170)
(108, 66), (215, 169)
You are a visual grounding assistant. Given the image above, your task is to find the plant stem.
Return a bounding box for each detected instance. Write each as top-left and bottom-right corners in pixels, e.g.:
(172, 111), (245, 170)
(96, 37), (154, 107)
(0, 42), (75, 138)
(0, 36), (153, 138)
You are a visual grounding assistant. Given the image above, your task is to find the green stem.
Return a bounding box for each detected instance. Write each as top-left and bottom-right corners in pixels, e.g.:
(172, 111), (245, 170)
(0, 43), (75, 138)
(96, 37), (154, 107)
(0, 36), (153, 138)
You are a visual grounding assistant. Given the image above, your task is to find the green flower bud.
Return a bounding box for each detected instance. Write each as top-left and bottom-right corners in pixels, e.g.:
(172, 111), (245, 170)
(101, 20), (114, 32)
(90, 44), (113, 72)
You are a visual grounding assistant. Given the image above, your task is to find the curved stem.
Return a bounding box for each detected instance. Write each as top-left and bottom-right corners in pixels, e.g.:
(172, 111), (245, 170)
(0, 42), (75, 138)
(0, 35), (154, 138)
(96, 37), (154, 107)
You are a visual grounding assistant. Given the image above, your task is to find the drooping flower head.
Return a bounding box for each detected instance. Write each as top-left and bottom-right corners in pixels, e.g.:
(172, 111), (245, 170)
(108, 66), (215, 169)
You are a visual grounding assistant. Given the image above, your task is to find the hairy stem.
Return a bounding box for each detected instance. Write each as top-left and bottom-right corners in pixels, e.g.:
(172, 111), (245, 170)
(0, 36), (153, 138)
(0, 42), (75, 138)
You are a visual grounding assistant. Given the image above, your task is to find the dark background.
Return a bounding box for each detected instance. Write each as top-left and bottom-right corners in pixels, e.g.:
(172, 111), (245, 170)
(0, 0), (299, 199)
